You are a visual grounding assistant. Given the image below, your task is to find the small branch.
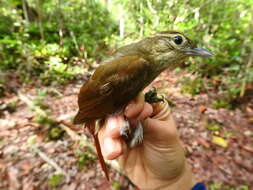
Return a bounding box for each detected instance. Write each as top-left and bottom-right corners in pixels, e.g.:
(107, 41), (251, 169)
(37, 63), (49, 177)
(22, 0), (29, 24)
(240, 43), (253, 97)
(240, 10), (253, 97)
(19, 91), (122, 174)
(48, 87), (63, 97)
(27, 135), (67, 175)
(58, 121), (122, 172)
(36, 0), (44, 40)
(57, 0), (64, 46)
(17, 91), (47, 117)
(58, 121), (94, 151)
(70, 31), (80, 55)
(32, 145), (67, 175)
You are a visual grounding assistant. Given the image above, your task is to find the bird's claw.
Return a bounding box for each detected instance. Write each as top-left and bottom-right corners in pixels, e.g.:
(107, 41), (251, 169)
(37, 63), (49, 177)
(120, 119), (144, 148)
(129, 121), (143, 148)
(120, 118), (131, 139)
(144, 87), (165, 103)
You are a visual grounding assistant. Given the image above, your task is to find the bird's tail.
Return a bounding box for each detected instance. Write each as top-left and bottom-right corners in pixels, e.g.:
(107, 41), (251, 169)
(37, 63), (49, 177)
(86, 121), (109, 180)
(93, 133), (109, 180)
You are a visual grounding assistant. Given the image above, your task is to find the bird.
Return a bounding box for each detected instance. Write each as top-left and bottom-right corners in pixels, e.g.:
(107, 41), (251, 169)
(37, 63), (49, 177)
(73, 31), (213, 180)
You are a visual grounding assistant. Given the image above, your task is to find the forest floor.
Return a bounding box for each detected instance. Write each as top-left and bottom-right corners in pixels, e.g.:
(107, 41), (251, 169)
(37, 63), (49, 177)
(0, 70), (252, 190)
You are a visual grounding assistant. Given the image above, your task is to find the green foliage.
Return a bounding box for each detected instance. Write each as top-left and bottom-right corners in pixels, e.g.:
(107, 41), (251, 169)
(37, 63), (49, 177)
(34, 115), (65, 141)
(1, 0), (253, 99)
(48, 173), (65, 188)
(48, 126), (65, 141)
(0, 15), (14, 36)
(40, 55), (80, 85)
(112, 181), (122, 190)
(0, 33), (22, 70)
(31, 89), (65, 141)
(208, 183), (223, 190)
(0, 0), (117, 85)
(6, 99), (18, 113)
(212, 99), (233, 109)
(180, 77), (205, 95)
(239, 185), (250, 190)
(59, 0), (117, 58)
(0, 85), (4, 98)
(0, 139), (7, 149)
(75, 149), (96, 169)
(33, 89), (48, 109)
(34, 115), (54, 126)
(111, 0), (253, 100)
(205, 124), (221, 132)
(0, 73), (6, 97)
(208, 184), (250, 190)
(212, 85), (241, 109)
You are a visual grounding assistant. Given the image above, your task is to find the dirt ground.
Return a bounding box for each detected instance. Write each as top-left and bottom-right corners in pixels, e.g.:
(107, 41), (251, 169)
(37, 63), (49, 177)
(0, 71), (252, 190)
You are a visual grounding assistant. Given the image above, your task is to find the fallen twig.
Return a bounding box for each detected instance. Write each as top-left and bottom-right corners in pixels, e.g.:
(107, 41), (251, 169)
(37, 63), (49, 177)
(17, 91), (47, 118)
(58, 121), (122, 173)
(18, 91), (122, 174)
(34, 146), (67, 175)
(27, 136), (67, 176)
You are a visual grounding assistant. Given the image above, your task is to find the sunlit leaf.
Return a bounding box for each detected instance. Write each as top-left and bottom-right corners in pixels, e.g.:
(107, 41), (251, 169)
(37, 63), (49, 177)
(212, 136), (229, 148)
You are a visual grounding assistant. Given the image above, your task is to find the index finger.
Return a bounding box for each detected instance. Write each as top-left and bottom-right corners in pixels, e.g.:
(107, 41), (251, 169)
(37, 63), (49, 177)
(124, 93), (145, 118)
(98, 116), (125, 160)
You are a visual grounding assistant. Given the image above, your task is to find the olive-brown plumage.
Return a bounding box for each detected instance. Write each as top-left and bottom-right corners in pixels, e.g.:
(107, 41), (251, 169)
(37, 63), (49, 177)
(74, 31), (212, 180)
(74, 56), (151, 123)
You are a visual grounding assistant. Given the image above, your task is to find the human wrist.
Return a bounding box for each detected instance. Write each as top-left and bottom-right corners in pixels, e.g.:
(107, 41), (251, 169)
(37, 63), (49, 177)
(142, 162), (194, 190)
(160, 162), (194, 190)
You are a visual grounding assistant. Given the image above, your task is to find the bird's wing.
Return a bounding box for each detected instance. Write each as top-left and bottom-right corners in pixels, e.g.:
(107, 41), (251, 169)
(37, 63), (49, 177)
(73, 55), (151, 124)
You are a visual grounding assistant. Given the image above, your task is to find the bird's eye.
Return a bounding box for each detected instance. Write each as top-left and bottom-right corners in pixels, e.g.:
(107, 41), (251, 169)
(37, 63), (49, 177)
(173, 36), (183, 45)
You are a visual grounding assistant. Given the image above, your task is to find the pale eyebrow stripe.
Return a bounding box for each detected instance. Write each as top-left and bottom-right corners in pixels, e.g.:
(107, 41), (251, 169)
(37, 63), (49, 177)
(153, 34), (173, 38)
(153, 33), (183, 40)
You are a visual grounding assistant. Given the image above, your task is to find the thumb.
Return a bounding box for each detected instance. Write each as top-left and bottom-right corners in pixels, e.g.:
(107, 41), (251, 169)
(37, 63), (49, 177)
(143, 101), (179, 144)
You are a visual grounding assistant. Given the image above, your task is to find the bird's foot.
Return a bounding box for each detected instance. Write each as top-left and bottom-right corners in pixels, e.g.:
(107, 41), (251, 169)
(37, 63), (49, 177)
(145, 88), (164, 103)
(145, 88), (176, 106)
(120, 119), (143, 148)
(120, 118), (131, 138)
(129, 121), (143, 148)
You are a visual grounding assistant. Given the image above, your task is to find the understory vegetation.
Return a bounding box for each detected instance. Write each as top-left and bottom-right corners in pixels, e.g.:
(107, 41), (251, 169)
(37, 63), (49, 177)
(1, 0), (253, 99)
(0, 0), (252, 189)
(1, 0), (253, 106)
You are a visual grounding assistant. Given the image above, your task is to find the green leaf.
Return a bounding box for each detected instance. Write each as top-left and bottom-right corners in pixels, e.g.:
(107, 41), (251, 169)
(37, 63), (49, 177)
(212, 136), (228, 148)
(205, 124), (221, 132)
(48, 173), (65, 188)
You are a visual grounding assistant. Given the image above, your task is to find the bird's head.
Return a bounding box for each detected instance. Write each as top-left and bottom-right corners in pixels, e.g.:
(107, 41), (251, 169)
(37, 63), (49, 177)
(138, 31), (213, 71)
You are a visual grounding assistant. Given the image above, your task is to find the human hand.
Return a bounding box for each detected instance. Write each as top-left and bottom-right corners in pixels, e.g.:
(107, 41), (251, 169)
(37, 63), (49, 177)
(98, 93), (194, 190)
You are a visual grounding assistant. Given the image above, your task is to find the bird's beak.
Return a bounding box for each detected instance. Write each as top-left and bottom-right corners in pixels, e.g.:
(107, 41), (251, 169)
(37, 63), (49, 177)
(184, 47), (213, 57)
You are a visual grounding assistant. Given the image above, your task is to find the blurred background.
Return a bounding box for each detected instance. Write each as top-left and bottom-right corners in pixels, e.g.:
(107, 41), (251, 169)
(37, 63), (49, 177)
(0, 0), (252, 189)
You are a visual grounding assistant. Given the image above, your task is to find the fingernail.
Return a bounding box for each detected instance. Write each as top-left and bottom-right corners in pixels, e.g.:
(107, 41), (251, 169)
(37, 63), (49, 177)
(104, 138), (116, 158)
(106, 117), (118, 132)
(125, 103), (134, 115)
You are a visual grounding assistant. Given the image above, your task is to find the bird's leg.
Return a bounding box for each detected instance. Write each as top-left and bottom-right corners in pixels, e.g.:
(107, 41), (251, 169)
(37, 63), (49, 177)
(120, 118), (144, 148)
(123, 89), (163, 147)
(120, 117), (131, 138)
(129, 120), (143, 148)
(145, 87), (164, 103)
(145, 88), (176, 106)
(94, 119), (101, 134)
(120, 89), (166, 147)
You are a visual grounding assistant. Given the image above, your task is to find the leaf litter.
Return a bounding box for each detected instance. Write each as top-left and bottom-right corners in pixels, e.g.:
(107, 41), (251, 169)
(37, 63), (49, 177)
(0, 70), (252, 189)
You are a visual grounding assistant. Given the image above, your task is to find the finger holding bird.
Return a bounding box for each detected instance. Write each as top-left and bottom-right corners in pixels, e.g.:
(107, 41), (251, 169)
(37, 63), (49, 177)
(74, 31), (213, 179)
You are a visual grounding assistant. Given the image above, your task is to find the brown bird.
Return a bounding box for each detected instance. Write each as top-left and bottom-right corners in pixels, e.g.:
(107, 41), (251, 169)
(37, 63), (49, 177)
(73, 31), (212, 180)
